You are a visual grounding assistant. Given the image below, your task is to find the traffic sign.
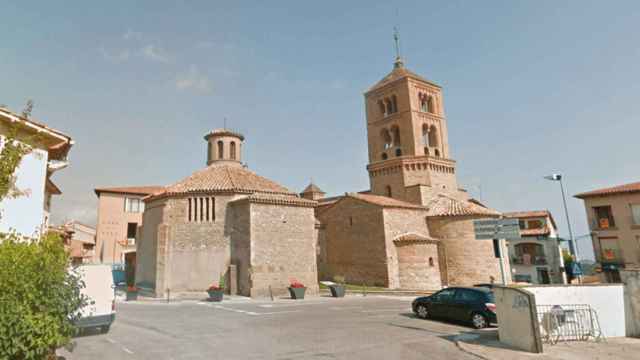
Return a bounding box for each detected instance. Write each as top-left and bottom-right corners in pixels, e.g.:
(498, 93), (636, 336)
(473, 218), (521, 240)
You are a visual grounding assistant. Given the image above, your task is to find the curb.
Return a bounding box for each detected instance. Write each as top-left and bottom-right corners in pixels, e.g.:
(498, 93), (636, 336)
(454, 340), (492, 360)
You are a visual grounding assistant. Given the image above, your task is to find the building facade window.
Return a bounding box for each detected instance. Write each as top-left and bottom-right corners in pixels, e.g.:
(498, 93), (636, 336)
(593, 205), (615, 229)
(217, 141), (224, 159)
(127, 223), (137, 245)
(381, 152), (388, 160)
(124, 198), (144, 213)
(187, 197), (216, 222)
(385, 185), (392, 197)
(381, 129), (392, 150)
(631, 204), (640, 225)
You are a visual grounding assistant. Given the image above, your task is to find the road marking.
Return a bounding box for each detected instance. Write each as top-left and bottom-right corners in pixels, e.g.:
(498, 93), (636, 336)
(121, 347), (134, 354)
(106, 338), (117, 344)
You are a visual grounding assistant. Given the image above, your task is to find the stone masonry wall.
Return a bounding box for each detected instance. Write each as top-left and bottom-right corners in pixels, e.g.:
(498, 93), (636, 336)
(382, 207), (435, 289)
(229, 200), (251, 296)
(248, 202), (318, 297)
(395, 242), (441, 289)
(428, 216), (506, 286)
(317, 198), (389, 286)
(136, 198), (164, 290)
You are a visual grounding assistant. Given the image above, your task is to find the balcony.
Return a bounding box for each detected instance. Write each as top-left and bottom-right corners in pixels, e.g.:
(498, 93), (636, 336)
(512, 255), (547, 266)
(598, 249), (624, 264)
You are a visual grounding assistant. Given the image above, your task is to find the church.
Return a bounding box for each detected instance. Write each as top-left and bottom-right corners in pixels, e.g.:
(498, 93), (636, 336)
(134, 47), (508, 298)
(306, 53), (507, 289)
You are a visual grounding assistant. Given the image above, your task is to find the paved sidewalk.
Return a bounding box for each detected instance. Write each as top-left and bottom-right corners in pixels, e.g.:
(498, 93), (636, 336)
(455, 329), (640, 359)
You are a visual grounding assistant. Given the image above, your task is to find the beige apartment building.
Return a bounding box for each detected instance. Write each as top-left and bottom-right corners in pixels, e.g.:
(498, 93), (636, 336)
(575, 181), (640, 282)
(94, 186), (164, 268)
(503, 210), (566, 284)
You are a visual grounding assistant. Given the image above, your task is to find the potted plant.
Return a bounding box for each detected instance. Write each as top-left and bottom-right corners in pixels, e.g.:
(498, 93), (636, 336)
(126, 285), (138, 301)
(207, 275), (225, 302)
(329, 275), (346, 298)
(288, 280), (306, 300)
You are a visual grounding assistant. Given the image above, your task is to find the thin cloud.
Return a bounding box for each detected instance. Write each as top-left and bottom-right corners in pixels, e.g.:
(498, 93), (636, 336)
(99, 47), (130, 63)
(123, 29), (142, 41)
(141, 45), (170, 63)
(175, 65), (213, 94)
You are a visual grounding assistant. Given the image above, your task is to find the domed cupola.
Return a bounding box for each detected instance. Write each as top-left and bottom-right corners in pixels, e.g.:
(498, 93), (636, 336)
(204, 129), (245, 166)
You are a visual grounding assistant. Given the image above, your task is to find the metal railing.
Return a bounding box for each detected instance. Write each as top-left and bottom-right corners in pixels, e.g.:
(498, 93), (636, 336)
(536, 304), (604, 344)
(512, 255), (547, 265)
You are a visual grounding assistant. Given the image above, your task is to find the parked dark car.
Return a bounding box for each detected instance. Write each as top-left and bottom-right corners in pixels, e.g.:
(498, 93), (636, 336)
(412, 287), (497, 329)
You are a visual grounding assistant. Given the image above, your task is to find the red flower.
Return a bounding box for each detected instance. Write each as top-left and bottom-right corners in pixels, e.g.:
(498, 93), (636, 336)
(289, 281), (305, 288)
(208, 283), (222, 291)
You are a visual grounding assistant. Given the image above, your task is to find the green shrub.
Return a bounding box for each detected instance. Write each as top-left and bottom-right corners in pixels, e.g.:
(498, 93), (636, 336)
(0, 232), (87, 359)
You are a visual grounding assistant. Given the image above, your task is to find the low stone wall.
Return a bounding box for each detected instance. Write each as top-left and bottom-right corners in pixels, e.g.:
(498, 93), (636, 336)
(493, 286), (543, 353)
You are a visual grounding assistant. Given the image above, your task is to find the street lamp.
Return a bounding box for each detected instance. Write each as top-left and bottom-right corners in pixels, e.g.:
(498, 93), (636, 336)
(544, 174), (579, 261)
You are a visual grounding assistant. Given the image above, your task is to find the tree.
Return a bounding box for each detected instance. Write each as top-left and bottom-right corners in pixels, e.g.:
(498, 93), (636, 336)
(0, 102), (87, 359)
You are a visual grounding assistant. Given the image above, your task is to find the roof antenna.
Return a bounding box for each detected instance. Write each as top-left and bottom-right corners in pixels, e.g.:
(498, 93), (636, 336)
(223, 117), (227, 130)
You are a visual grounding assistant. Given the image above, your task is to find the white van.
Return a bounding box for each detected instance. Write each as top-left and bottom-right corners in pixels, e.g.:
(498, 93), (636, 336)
(74, 264), (116, 333)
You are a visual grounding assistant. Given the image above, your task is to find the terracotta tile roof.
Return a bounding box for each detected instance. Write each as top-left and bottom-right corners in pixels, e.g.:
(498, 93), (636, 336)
(393, 232), (439, 244)
(46, 179), (62, 195)
(425, 193), (501, 218)
(575, 181), (640, 199)
(231, 192), (316, 208)
(503, 210), (557, 230)
(95, 186), (165, 197)
(301, 183), (325, 194)
(149, 163), (294, 200)
(367, 65), (440, 93)
(347, 192), (427, 210)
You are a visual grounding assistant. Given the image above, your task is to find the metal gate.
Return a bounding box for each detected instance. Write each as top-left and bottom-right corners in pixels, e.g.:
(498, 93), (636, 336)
(536, 304), (605, 344)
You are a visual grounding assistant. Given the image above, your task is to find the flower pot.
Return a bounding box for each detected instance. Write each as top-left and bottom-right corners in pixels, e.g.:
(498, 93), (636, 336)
(329, 284), (346, 298)
(126, 291), (138, 301)
(288, 287), (306, 300)
(207, 289), (224, 302)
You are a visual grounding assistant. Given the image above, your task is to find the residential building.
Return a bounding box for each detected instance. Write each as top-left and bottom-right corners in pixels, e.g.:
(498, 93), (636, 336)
(136, 129), (319, 298)
(575, 181), (640, 282)
(314, 52), (510, 289)
(65, 221), (97, 264)
(503, 210), (566, 284)
(94, 186), (164, 267)
(0, 106), (73, 236)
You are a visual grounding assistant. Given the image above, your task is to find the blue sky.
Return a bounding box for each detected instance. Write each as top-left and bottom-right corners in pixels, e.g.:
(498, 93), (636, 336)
(2, 1), (640, 259)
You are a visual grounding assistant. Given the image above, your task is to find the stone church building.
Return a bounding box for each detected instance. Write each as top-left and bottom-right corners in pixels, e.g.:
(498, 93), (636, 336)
(308, 55), (508, 290)
(136, 129), (319, 298)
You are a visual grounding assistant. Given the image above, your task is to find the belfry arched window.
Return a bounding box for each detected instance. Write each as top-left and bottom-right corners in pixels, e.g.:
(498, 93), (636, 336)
(419, 92), (428, 112)
(230, 141), (236, 160)
(422, 124), (429, 146)
(428, 125), (439, 148)
(427, 96), (435, 114)
(385, 185), (392, 197)
(391, 126), (401, 147)
(391, 95), (398, 113)
(378, 100), (386, 116)
(381, 129), (392, 150)
(217, 140), (224, 159)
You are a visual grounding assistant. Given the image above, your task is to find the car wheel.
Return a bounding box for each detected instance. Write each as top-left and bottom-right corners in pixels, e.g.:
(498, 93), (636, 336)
(416, 305), (430, 319)
(471, 313), (488, 329)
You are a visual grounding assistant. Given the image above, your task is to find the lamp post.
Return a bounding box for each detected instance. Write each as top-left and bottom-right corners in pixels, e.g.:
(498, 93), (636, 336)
(544, 174), (579, 261)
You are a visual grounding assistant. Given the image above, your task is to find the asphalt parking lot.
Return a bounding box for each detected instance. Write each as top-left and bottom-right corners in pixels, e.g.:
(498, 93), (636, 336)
(59, 295), (484, 360)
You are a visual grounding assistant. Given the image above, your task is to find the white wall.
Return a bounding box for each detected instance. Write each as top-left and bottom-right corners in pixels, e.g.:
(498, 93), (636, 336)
(0, 139), (48, 236)
(526, 284), (625, 337)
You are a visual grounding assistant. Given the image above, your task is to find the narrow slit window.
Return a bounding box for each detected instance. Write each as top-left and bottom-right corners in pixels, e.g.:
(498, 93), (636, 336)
(188, 198), (192, 221)
(212, 197), (216, 221)
(206, 198), (210, 221)
(194, 197), (198, 221)
(200, 198), (204, 222)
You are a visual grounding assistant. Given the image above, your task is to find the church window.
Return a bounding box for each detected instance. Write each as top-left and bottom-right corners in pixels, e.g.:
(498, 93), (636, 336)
(207, 142), (212, 163)
(230, 141), (236, 160)
(200, 198), (204, 221)
(419, 92), (428, 112)
(217, 141), (224, 159)
(206, 197), (210, 221)
(429, 257), (434, 267)
(188, 198), (192, 221)
(381, 152), (388, 160)
(384, 98), (393, 116)
(421, 124), (429, 146)
(395, 148), (402, 157)
(381, 129), (392, 150)
(427, 96), (435, 114)
(424, 147), (429, 155)
(391, 126), (401, 146)
(385, 185), (392, 197)
(391, 95), (398, 113)
(434, 149), (441, 157)
(211, 197), (216, 221)
(349, 217), (353, 226)
(194, 197), (198, 221)
(428, 125), (439, 148)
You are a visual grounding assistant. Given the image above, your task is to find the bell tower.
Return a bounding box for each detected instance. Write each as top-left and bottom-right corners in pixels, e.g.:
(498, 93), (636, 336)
(365, 33), (458, 205)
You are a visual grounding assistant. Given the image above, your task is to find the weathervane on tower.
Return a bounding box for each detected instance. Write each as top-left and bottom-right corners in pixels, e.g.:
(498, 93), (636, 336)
(393, 26), (404, 68)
